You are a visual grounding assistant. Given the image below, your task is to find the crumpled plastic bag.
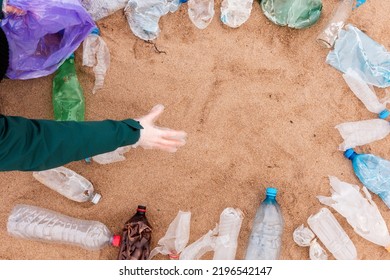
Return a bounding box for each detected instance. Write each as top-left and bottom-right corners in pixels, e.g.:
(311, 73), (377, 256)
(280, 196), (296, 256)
(261, 0), (322, 29)
(327, 24), (390, 88)
(149, 211), (191, 260)
(1, 0), (95, 80)
(92, 146), (131, 165)
(179, 225), (218, 260)
(293, 224), (328, 260)
(317, 176), (390, 250)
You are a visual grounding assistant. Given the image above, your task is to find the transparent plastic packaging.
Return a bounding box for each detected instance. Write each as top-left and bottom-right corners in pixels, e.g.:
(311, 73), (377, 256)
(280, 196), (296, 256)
(92, 146), (131, 165)
(307, 207), (357, 260)
(83, 28), (110, 94)
(7, 204), (120, 250)
(345, 149), (390, 209)
(220, 0), (253, 28)
(293, 224), (328, 260)
(188, 0), (215, 29)
(79, 0), (129, 21)
(149, 211), (191, 259)
(125, 0), (181, 41)
(316, 0), (353, 48)
(213, 208), (244, 260)
(179, 226), (218, 260)
(245, 188), (284, 260)
(33, 166), (101, 204)
(318, 176), (390, 250)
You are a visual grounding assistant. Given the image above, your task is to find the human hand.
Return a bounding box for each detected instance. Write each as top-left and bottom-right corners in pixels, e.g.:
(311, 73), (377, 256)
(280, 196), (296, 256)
(133, 104), (187, 153)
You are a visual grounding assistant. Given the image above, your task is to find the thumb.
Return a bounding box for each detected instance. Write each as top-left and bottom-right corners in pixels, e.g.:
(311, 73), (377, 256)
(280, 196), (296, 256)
(145, 104), (165, 123)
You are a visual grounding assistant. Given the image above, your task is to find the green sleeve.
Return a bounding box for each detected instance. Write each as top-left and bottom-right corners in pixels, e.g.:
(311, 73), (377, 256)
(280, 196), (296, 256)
(0, 115), (142, 171)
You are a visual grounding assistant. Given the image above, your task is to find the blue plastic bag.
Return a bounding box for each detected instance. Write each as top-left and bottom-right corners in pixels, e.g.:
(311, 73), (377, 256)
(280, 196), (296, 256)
(326, 24), (390, 88)
(1, 0), (96, 80)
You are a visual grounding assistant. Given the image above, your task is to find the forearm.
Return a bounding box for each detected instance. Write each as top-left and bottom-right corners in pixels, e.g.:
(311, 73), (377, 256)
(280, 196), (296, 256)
(0, 115), (142, 171)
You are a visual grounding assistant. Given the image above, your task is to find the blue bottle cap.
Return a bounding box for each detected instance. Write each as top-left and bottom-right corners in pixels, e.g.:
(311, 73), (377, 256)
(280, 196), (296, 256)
(378, 109), (390, 119)
(266, 187), (278, 197)
(179, 0), (188, 3)
(91, 27), (100, 35)
(344, 148), (356, 159)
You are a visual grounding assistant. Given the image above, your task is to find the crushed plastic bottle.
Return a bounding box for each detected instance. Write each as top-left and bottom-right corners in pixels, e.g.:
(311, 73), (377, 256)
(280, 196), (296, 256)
(344, 149), (390, 209)
(318, 176), (390, 251)
(307, 207), (357, 260)
(244, 187), (284, 260)
(213, 208), (244, 260)
(327, 24), (390, 88)
(179, 226), (218, 260)
(79, 0), (129, 21)
(117, 205), (152, 260)
(220, 0), (253, 28)
(83, 28), (110, 94)
(316, 0), (353, 48)
(52, 54), (85, 122)
(188, 0), (215, 29)
(7, 204), (120, 250)
(149, 211), (191, 259)
(125, 0), (182, 41)
(32, 166), (101, 204)
(261, 0), (323, 29)
(92, 146), (132, 165)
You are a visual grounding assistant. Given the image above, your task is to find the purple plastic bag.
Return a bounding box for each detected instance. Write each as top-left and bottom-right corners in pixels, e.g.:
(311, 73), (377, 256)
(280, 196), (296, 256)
(1, 0), (96, 80)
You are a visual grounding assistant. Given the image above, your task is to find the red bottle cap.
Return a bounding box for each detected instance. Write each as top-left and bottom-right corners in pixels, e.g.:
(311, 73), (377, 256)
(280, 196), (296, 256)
(111, 235), (121, 247)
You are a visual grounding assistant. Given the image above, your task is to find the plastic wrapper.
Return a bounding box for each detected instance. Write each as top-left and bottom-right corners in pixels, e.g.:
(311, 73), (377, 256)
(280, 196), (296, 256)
(1, 0), (95, 80)
(149, 211), (191, 259)
(188, 0), (215, 29)
(318, 176), (390, 250)
(179, 226), (218, 260)
(83, 29), (110, 94)
(336, 119), (390, 151)
(220, 0), (253, 28)
(79, 0), (128, 21)
(327, 24), (390, 88)
(293, 224), (328, 260)
(125, 0), (181, 41)
(92, 146), (131, 165)
(261, 0), (322, 29)
(213, 208), (243, 260)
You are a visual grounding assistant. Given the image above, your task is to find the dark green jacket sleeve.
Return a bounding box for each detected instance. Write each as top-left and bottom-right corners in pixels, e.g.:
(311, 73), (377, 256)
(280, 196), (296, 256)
(0, 115), (142, 171)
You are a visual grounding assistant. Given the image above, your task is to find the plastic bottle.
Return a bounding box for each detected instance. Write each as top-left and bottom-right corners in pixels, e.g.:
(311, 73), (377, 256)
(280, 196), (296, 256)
(7, 204), (121, 250)
(32, 166), (101, 204)
(117, 205), (152, 260)
(79, 0), (129, 21)
(220, 0), (253, 28)
(316, 0), (353, 48)
(307, 207), (357, 259)
(344, 149), (390, 209)
(125, 0), (183, 41)
(83, 28), (110, 94)
(52, 54), (85, 122)
(213, 207), (244, 260)
(244, 187), (284, 260)
(188, 0), (215, 29)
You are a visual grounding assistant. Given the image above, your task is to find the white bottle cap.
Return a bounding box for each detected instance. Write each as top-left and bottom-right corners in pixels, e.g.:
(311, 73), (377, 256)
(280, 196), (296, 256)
(91, 193), (102, 204)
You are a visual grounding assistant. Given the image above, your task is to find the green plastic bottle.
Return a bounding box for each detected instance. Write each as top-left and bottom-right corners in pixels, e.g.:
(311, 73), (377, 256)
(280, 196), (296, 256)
(52, 54), (85, 122)
(260, 0), (323, 29)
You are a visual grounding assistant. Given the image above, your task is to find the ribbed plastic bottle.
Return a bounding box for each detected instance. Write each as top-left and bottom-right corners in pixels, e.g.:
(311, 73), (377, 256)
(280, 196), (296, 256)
(344, 149), (390, 208)
(32, 166), (101, 204)
(220, 0), (253, 28)
(244, 187), (284, 260)
(7, 204), (121, 250)
(307, 207), (357, 259)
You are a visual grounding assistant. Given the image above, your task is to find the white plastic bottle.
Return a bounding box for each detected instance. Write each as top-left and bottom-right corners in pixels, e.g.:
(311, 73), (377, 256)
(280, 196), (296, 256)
(307, 207), (357, 260)
(7, 204), (121, 250)
(220, 0), (253, 28)
(79, 0), (129, 21)
(213, 207), (244, 260)
(33, 166), (101, 204)
(188, 0), (215, 29)
(245, 187), (284, 260)
(82, 28), (110, 94)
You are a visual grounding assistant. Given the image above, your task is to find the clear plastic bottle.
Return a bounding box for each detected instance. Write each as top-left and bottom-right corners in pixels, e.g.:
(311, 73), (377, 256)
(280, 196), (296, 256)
(344, 149), (390, 209)
(316, 0), (353, 48)
(33, 166), (101, 204)
(83, 27), (110, 95)
(244, 187), (284, 260)
(188, 0), (215, 29)
(79, 0), (129, 21)
(307, 207), (357, 260)
(7, 204), (121, 250)
(220, 0), (253, 28)
(213, 207), (244, 260)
